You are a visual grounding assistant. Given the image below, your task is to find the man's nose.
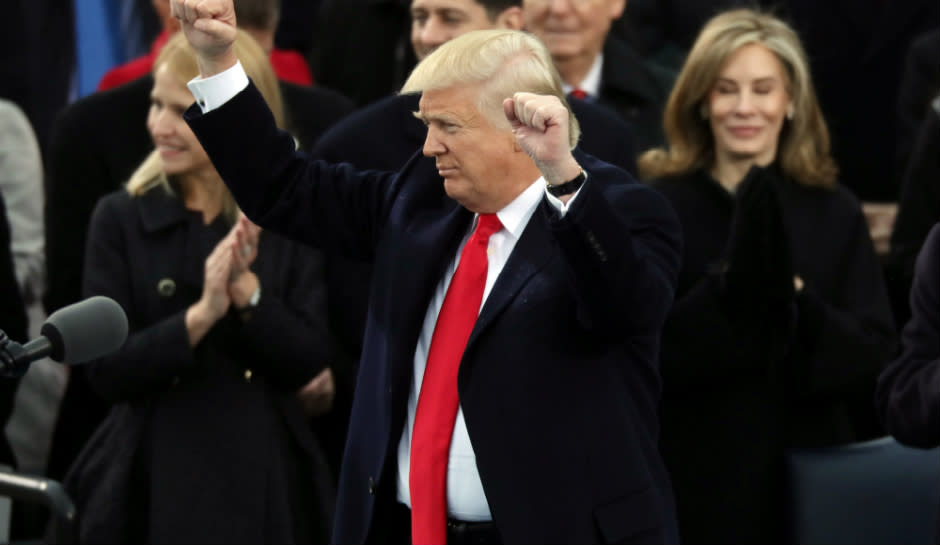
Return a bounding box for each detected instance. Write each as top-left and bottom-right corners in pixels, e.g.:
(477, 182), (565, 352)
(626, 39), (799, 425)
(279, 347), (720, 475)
(420, 17), (449, 49)
(422, 127), (445, 156)
(548, 0), (576, 14)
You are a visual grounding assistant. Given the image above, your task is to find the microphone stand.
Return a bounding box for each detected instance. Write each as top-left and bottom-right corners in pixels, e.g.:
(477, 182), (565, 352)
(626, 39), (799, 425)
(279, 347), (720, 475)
(0, 329), (31, 378)
(0, 328), (76, 542)
(0, 469), (76, 542)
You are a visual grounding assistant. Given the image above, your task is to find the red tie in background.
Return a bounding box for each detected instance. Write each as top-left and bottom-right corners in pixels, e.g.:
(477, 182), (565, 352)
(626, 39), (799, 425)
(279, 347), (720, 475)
(410, 214), (503, 544)
(570, 88), (588, 100)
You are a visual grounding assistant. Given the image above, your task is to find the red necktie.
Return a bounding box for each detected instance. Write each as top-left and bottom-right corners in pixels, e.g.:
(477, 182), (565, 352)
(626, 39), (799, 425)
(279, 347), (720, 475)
(570, 88), (588, 100)
(410, 214), (502, 544)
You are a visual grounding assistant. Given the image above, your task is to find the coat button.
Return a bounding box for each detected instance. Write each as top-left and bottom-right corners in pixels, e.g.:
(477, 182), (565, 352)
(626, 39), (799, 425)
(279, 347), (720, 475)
(368, 476), (375, 495)
(243, 369), (253, 383)
(157, 278), (176, 297)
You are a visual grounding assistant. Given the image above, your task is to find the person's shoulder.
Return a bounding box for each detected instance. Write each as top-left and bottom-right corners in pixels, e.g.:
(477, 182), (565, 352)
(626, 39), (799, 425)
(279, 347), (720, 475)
(646, 170), (700, 192)
(97, 56), (153, 91)
(0, 98), (26, 121)
(58, 76), (154, 127)
(577, 150), (634, 181)
(786, 176), (860, 208)
(329, 93), (417, 128)
(924, 222), (940, 250)
(281, 80), (354, 112)
(89, 189), (136, 226)
(0, 99), (33, 141)
(579, 152), (674, 207)
(97, 188), (135, 210)
(570, 98), (632, 132)
(312, 93), (420, 158)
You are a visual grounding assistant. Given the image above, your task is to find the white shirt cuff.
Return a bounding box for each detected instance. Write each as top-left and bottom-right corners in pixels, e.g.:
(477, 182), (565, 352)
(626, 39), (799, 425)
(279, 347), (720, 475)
(544, 171), (587, 216)
(187, 60), (249, 113)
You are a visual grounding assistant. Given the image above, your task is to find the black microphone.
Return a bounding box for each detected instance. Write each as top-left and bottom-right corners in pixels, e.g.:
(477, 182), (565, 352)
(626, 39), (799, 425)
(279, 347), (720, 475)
(0, 295), (128, 377)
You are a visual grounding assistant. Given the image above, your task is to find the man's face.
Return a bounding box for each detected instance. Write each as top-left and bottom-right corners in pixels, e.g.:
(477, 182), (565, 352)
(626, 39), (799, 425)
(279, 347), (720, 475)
(522, 0), (624, 64)
(418, 85), (523, 213)
(411, 0), (496, 60)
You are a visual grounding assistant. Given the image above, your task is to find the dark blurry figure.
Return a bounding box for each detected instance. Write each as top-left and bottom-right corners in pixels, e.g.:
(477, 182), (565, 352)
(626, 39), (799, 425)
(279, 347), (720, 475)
(0, 0), (73, 151)
(310, 0), (415, 107)
(876, 221), (940, 449)
(888, 97), (940, 333)
(894, 28), (940, 189)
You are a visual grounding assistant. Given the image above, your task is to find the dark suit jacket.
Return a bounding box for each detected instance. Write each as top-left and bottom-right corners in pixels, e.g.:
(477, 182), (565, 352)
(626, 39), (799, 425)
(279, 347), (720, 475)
(877, 222), (940, 450)
(311, 92), (640, 369)
(597, 35), (675, 153)
(187, 82), (682, 544)
(42, 73), (354, 481)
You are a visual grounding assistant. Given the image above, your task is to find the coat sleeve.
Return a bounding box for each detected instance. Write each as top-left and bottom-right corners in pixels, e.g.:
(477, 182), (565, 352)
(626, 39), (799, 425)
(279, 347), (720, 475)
(789, 198), (898, 398)
(82, 195), (199, 403)
(0, 100), (44, 300)
(185, 81), (399, 262)
(550, 163), (683, 339)
(876, 223), (940, 448)
(233, 237), (334, 392)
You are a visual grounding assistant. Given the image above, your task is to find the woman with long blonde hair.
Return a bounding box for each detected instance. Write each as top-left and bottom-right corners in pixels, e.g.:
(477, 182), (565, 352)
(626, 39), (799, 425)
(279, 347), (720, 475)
(639, 9), (896, 542)
(61, 31), (336, 544)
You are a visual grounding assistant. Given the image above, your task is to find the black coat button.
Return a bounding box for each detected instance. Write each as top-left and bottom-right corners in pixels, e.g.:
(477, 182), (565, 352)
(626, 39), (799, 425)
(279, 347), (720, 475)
(157, 278), (176, 297)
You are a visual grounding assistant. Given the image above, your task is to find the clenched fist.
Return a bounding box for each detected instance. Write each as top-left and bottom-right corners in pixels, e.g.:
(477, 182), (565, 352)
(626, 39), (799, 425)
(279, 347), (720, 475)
(169, 0), (238, 76)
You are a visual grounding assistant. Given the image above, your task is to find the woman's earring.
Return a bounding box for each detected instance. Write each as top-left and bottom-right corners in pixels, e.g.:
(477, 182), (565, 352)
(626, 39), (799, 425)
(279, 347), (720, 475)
(786, 104), (795, 120)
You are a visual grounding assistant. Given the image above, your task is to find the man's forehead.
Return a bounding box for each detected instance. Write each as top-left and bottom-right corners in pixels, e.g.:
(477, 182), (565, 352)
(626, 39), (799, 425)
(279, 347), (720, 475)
(417, 86), (479, 118)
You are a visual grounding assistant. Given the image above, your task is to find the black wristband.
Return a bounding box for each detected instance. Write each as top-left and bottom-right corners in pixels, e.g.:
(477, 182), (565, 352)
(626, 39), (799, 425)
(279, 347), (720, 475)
(546, 169), (586, 197)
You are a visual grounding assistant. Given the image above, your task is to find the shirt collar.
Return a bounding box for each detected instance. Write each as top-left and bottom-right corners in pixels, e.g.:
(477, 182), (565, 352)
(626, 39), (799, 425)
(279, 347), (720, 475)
(486, 177), (545, 241)
(561, 53), (604, 98)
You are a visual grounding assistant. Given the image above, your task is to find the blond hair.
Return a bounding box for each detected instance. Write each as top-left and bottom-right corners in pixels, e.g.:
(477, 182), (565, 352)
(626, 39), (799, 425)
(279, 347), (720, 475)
(638, 9), (837, 187)
(401, 29), (581, 148)
(126, 29), (286, 223)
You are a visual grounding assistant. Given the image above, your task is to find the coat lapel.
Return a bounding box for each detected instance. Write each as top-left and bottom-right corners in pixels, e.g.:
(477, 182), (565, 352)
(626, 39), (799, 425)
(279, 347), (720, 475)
(466, 202), (556, 348)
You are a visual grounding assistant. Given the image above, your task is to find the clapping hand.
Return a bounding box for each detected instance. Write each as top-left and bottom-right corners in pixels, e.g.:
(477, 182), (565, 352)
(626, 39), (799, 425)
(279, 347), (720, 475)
(297, 368), (336, 418)
(718, 165), (794, 313)
(225, 215), (262, 310)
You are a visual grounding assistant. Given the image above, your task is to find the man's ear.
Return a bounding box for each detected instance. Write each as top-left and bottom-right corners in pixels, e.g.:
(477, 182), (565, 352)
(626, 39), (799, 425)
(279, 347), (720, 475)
(496, 7), (525, 31)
